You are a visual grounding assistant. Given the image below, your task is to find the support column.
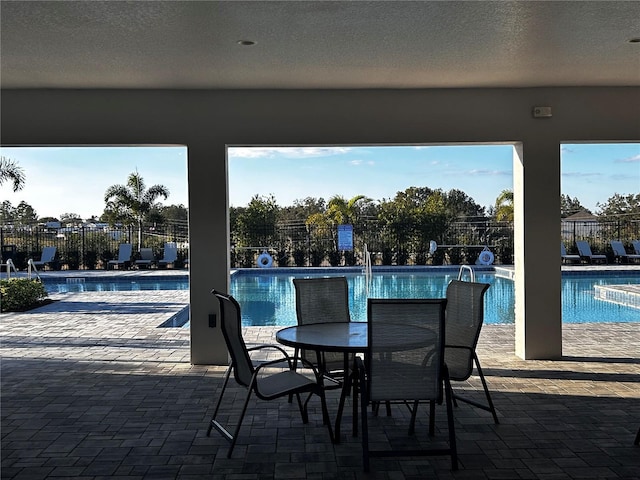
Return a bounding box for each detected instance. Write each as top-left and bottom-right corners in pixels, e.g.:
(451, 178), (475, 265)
(513, 143), (563, 359)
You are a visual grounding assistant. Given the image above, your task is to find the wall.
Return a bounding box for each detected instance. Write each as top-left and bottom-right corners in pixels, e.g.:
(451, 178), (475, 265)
(2, 87), (639, 362)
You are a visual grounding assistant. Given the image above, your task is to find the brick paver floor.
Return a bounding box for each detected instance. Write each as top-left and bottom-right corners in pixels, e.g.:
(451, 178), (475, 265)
(1, 289), (639, 479)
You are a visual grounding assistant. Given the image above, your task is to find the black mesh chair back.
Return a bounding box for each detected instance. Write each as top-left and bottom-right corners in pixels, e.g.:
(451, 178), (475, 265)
(444, 280), (489, 381)
(358, 298), (457, 472)
(214, 290), (255, 387)
(367, 298), (445, 403)
(444, 279), (498, 423)
(293, 277), (351, 370)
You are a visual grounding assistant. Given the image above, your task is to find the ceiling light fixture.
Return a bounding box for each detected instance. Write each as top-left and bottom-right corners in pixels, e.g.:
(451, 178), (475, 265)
(237, 40), (256, 46)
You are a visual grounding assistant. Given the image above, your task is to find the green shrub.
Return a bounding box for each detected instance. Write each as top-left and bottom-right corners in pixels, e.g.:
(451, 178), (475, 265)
(293, 248), (306, 267)
(0, 278), (49, 312)
(327, 250), (341, 266)
(276, 248), (290, 267)
(310, 249), (325, 267)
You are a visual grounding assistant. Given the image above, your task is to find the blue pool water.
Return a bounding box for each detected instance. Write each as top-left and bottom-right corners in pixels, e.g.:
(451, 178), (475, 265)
(229, 269), (640, 326)
(43, 270), (640, 326)
(44, 276), (190, 293)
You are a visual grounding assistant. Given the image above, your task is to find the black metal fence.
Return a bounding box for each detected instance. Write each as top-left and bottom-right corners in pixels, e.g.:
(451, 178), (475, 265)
(561, 218), (640, 258)
(2, 217), (638, 270)
(0, 224), (189, 270)
(232, 219), (515, 268)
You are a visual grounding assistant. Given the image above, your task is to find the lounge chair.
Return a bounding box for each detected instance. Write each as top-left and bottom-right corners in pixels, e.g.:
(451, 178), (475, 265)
(610, 240), (640, 264)
(632, 240), (640, 256)
(157, 242), (178, 268)
(135, 248), (155, 269)
(561, 243), (580, 264)
(30, 246), (57, 270)
(107, 243), (133, 270)
(576, 240), (607, 264)
(208, 290), (332, 457)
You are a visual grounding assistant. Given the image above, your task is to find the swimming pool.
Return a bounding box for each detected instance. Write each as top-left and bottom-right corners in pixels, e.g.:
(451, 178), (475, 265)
(229, 268), (640, 326)
(44, 276), (190, 293)
(42, 269), (640, 326)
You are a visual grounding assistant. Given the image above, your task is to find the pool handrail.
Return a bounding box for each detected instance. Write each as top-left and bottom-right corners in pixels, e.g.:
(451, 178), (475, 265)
(457, 265), (475, 282)
(27, 259), (42, 282)
(1, 258), (18, 279)
(363, 244), (373, 296)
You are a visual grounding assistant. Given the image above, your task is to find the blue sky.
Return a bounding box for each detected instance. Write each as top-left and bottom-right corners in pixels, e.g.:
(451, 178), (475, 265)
(1, 143), (638, 219)
(0, 146), (188, 219)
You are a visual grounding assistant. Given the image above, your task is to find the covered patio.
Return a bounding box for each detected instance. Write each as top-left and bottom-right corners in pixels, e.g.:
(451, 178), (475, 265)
(2, 289), (638, 479)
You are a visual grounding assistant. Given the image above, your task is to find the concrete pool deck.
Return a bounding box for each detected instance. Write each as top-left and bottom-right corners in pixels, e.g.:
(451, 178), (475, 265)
(1, 268), (639, 479)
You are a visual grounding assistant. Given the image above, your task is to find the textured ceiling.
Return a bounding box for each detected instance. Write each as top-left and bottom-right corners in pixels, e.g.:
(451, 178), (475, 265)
(1, 0), (639, 89)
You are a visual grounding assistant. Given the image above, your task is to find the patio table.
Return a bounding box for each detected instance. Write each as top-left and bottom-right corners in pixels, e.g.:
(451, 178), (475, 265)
(276, 321), (436, 442)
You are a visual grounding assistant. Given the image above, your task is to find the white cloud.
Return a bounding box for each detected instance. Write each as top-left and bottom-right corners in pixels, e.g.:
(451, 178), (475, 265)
(562, 172), (603, 178)
(617, 154), (640, 163)
(468, 169), (511, 177)
(349, 159), (375, 166)
(228, 146), (352, 159)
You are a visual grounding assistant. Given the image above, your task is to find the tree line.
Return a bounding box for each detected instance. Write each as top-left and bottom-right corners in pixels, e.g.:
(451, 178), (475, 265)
(0, 166), (187, 239)
(2, 156), (639, 258)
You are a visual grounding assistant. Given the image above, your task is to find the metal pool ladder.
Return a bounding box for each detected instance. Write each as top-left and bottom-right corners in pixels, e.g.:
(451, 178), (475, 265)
(363, 243), (373, 295)
(457, 264), (475, 282)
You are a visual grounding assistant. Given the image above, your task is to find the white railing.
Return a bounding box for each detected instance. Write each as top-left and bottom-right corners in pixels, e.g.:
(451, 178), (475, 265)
(27, 259), (42, 281)
(363, 243), (373, 296)
(1, 259), (18, 279)
(457, 264), (475, 282)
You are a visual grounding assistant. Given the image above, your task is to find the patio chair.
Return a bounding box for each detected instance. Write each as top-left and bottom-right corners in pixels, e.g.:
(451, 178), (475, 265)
(134, 247), (155, 269)
(208, 290), (332, 457)
(157, 242), (178, 268)
(107, 243), (132, 270)
(610, 240), (640, 264)
(576, 240), (607, 264)
(293, 276), (352, 388)
(444, 279), (499, 424)
(358, 298), (456, 472)
(633, 240), (640, 256)
(561, 242), (580, 264)
(30, 246), (57, 270)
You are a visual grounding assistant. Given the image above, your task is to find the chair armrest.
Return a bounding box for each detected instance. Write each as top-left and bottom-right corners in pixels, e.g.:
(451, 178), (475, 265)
(246, 344), (291, 357)
(247, 344), (295, 369)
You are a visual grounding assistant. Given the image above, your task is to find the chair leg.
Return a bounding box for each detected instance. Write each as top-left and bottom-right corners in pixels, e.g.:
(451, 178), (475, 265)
(443, 367), (458, 471)
(359, 365), (370, 472)
(207, 364), (232, 437)
(288, 348), (301, 404)
(474, 353), (499, 424)
(295, 393), (309, 424)
(226, 387), (254, 458)
(317, 385), (334, 443)
(408, 400), (419, 435)
(634, 426), (640, 445)
(428, 399), (436, 436)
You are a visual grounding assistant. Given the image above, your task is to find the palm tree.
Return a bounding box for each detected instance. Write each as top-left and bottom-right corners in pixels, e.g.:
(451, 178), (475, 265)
(325, 194), (370, 225)
(494, 189), (514, 222)
(0, 156), (26, 192)
(104, 171), (170, 249)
